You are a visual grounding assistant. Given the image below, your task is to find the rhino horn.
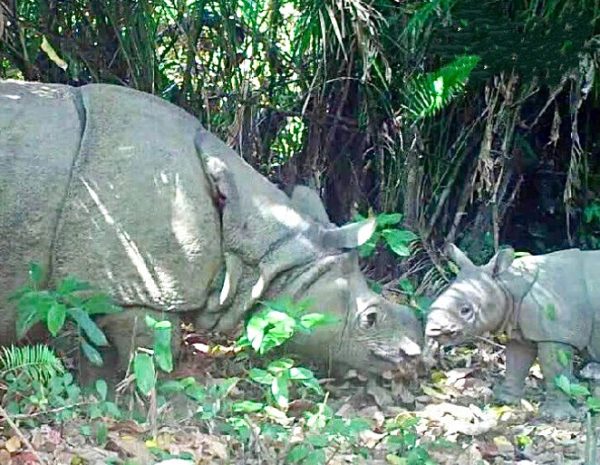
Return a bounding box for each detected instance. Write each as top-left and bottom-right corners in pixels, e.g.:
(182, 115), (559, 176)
(444, 243), (475, 270)
(321, 218), (377, 250)
(482, 247), (515, 276)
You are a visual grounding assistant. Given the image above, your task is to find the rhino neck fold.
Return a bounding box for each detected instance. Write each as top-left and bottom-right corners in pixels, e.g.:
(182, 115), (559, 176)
(495, 266), (539, 338)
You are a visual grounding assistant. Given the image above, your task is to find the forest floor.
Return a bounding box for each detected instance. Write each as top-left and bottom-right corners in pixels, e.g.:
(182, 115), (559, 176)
(0, 340), (592, 465)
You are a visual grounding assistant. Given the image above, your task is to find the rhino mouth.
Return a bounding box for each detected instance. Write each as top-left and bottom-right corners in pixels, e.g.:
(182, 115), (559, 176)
(370, 344), (420, 367)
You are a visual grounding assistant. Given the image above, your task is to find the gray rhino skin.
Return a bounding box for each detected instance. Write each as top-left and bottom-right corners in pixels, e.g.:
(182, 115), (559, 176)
(0, 80), (423, 380)
(425, 244), (600, 419)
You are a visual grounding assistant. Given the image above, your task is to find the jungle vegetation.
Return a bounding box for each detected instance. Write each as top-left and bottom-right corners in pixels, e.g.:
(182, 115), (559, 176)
(1, 0), (599, 292)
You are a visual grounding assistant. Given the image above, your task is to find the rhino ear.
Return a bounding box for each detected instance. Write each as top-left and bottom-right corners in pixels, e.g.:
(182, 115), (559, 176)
(483, 247), (515, 276)
(444, 243), (475, 270)
(321, 218), (377, 250)
(290, 185), (332, 225)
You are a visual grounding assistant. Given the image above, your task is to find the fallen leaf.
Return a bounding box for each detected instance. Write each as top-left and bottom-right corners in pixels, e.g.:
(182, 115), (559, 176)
(5, 436), (21, 453)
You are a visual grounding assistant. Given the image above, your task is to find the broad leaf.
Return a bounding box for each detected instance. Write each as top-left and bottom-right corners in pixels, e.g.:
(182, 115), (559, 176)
(67, 308), (108, 346)
(81, 340), (103, 366)
(133, 353), (156, 396)
(47, 302), (67, 336)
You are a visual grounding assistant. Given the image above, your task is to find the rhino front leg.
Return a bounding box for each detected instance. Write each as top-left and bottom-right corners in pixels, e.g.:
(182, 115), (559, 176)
(494, 338), (537, 404)
(79, 308), (181, 385)
(537, 342), (577, 419)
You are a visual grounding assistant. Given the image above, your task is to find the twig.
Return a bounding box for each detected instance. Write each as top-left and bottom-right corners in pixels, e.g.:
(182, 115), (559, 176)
(474, 335), (506, 350)
(0, 405), (47, 465)
(10, 401), (91, 420)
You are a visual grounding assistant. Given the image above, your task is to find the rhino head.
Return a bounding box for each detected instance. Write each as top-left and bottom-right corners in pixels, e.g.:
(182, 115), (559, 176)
(196, 131), (424, 376)
(425, 243), (515, 345)
(280, 187), (423, 376)
(287, 250), (424, 376)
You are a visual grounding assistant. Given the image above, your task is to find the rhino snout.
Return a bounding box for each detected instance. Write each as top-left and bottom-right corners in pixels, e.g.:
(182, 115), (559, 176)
(425, 310), (462, 338)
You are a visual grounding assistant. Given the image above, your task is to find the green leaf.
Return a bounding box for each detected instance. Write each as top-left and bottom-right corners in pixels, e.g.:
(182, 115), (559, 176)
(286, 444), (310, 463)
(133, 353), (156, 396)
(557, 349), (571, 367)
(67, 308), (108, 346)
(145, 314), (158, 328)
(57, 276), (91, 295)
(382, 229), (418, 257)
(267, 358), (294, 374)
(358, 233), (379, 258)
(232, 400), (265, 413)
(569, 383), (590, 398)
(158, 380), (185, 394)
(248, 368), (274, 385)
(16, 305), (49, 339)
(47, 302), (67, 336)
(305, 448), (327, 465)
(376, 213), (402, 226)
(587, 396), (600, 413)
(301, 377), (324, 395)
(245, 314), (268, 352)
(299, 313), (340, 330)
(289, 367), (313, 380)
(81, 340), (103, 366)
(94, 379), (108, 401)
(554, 374), (572, 395)
(82, 294), (122, 315)
(152, 320), (173, 373)
(95, 422), (108, 445)
(307, 435), (329, 447)
(544, 303), (557, 320)
(398, 279), (415, 294)
(271, 373), (289, 409)
(28, 262), (44, 285)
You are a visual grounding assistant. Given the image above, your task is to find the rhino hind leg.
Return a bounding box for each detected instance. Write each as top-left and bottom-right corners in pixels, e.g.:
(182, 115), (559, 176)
(537, 342), (578, 419)
(79, 308), (182, 385)
(494, 339), (537, 404)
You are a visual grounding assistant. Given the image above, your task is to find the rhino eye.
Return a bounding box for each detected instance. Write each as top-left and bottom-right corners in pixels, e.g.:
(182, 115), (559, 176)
(360, 309), (378, 329)
(459, 305), (473, 318)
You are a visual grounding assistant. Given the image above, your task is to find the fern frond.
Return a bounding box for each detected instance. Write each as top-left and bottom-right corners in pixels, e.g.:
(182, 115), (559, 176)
(403, 54), (480, 121)
(0, 345), (65, 383)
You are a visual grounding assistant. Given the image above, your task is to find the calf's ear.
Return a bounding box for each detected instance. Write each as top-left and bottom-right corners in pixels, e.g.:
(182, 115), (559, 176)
(444, 243), (475, 270)
(483, 246), (515, 276)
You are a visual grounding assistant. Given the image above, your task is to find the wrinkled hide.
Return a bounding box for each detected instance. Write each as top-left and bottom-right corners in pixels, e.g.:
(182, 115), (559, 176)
(0, 80), (423, 379)
(425, 243), (600, 418)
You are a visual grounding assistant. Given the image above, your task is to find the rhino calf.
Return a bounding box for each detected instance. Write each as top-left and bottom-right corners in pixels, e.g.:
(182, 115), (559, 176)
(0, 80), (423, 382)
(425, 244), (600, 419)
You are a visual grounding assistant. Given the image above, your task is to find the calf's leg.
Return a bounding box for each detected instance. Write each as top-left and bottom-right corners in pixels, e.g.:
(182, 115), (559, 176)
(494, 339), (537, 404)
(537, 342), (577, 419)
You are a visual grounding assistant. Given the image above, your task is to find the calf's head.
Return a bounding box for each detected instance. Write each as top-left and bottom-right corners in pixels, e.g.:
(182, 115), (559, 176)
(425, 243), (515, 345)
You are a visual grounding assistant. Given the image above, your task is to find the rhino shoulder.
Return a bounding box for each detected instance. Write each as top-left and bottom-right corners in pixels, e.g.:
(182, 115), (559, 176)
(512, 249), (593, 350)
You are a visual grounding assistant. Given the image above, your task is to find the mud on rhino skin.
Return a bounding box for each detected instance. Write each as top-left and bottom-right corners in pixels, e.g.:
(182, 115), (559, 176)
(425, 243), (600, 419)
(0, 80), (423, 382)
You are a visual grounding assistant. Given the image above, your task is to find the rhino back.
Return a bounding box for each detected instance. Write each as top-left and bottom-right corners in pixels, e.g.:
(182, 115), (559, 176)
(582, 251), (600, 359)
(513, 249), (600, 351)
(50, 84), (222, 310)
(0, 81), (83, 341)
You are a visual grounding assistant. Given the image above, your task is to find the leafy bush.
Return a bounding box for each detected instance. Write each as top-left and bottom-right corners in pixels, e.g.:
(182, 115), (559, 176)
(11, 263), (122, 366)
(355, 213), (419, 258)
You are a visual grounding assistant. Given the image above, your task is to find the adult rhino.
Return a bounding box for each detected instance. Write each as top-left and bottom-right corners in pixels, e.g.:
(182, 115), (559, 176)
(0, 80), (423, 381)
(425, 244), (600, 419)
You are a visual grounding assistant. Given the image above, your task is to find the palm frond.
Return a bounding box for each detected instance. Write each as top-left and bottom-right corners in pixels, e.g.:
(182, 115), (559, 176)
(403, 54), (480, 121)
(0, 345), (65, 383)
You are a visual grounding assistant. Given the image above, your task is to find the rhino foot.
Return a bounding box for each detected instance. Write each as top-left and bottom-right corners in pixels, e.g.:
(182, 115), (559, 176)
(493, 383), (522, 405)
(539, 399), (578, 420)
